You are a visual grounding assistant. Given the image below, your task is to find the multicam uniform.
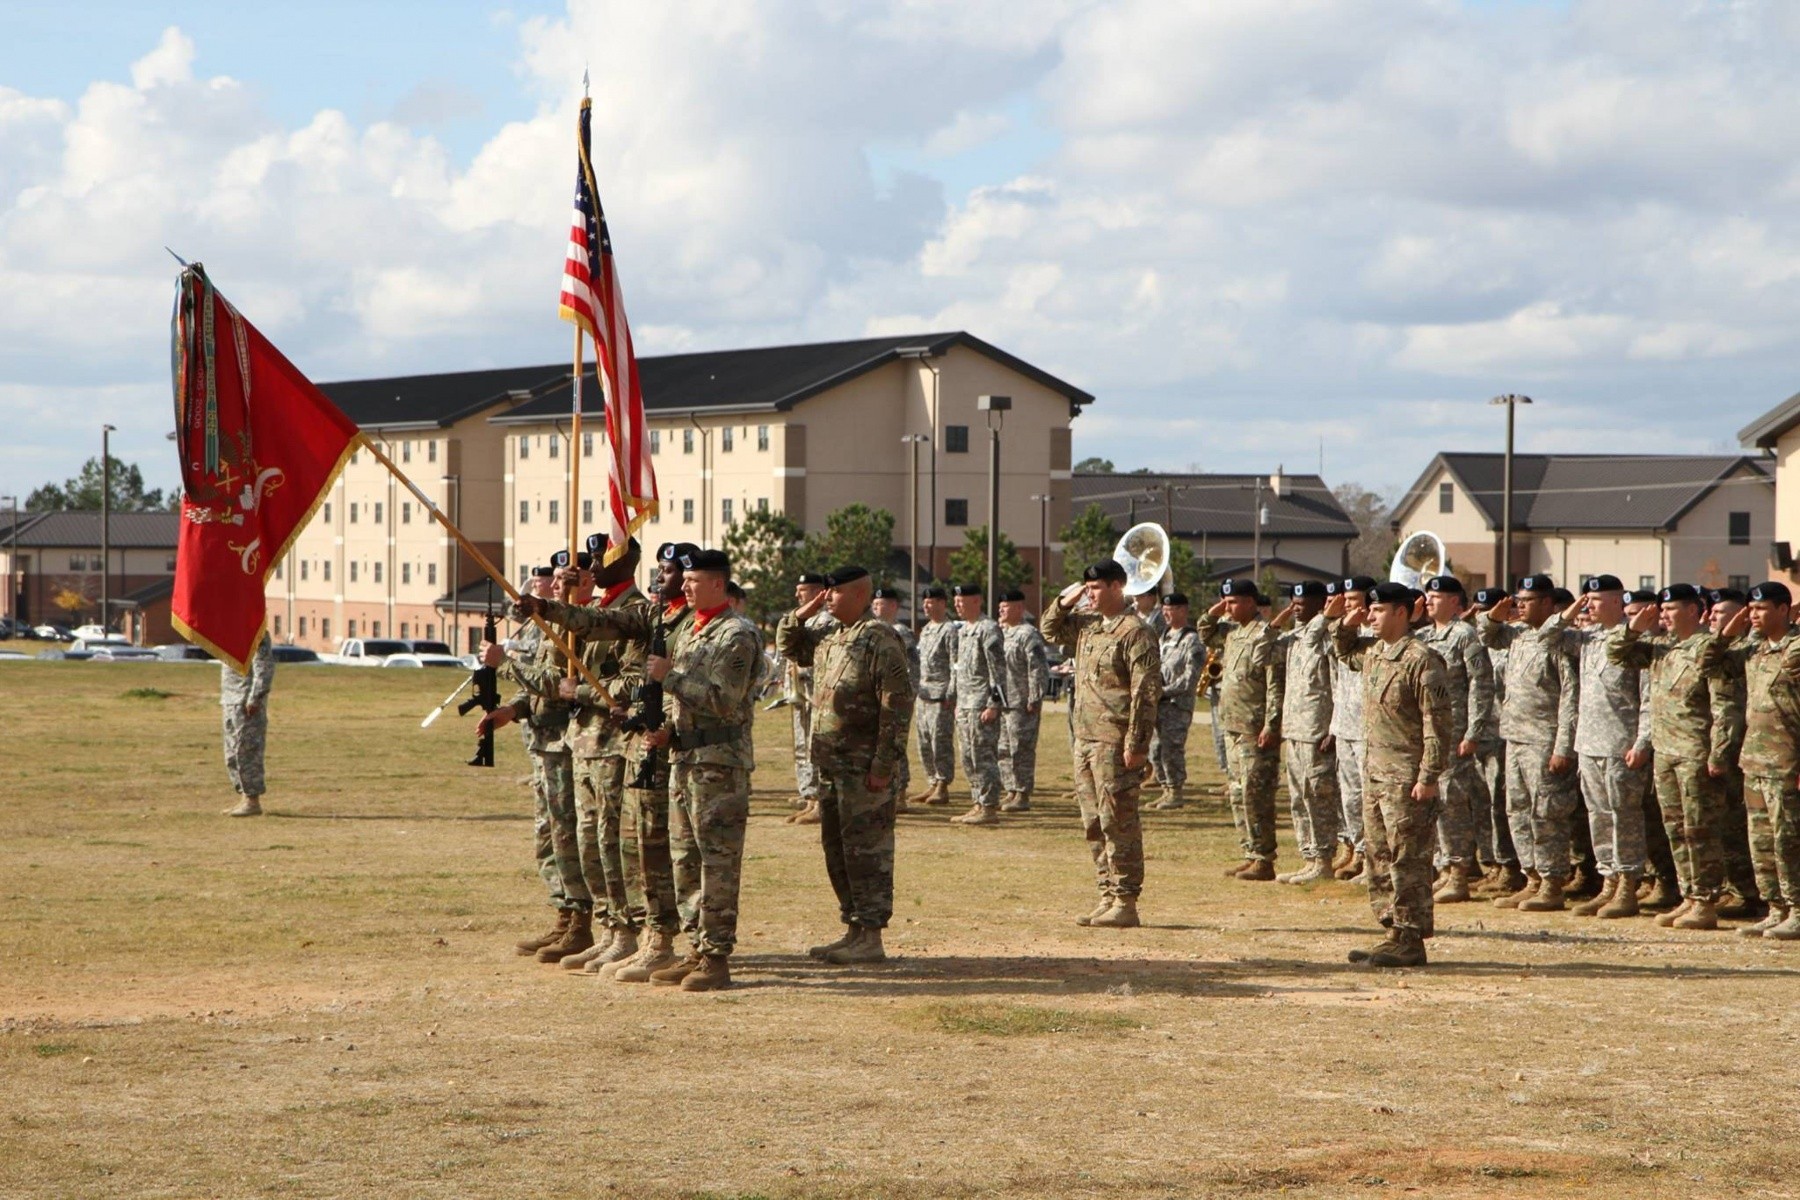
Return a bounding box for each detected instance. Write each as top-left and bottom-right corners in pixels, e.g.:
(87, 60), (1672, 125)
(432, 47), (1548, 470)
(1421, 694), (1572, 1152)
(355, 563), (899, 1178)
(1197, 608), (1284, 864)
(220, 633), (275, 801)
(1721, 628), (1800, 914)
(1149, 624), (1203, 796)
(787, 612), (839, 802)
(1414, 618), (1495, 870)
(567, 582), (651, 935)
(1478, 614), (1580, 885)
(1552, 616), (1652, 883)
(501, 618), (590, 915)
(888, 618), (920, 801)
(1279, 613), (1340, 863)
(777, 611), (916, 929)
(952, 615), (1010, 811)
(915, 617), (960, 787)
(998, 620), (1052, 801)
(1043, 601), (1162, 904)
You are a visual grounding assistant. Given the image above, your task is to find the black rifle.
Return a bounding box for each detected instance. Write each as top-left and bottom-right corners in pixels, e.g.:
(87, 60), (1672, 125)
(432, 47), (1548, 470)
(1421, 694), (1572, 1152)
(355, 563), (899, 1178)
(619, 615), (667, 789)
(458, 583), (500, 767)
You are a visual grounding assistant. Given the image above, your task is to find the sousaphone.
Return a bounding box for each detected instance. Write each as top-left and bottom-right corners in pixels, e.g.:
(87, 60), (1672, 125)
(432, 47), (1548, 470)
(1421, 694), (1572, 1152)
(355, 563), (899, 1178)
(1114, 522), (1172, 597)
(1390, 530), (1450, 588)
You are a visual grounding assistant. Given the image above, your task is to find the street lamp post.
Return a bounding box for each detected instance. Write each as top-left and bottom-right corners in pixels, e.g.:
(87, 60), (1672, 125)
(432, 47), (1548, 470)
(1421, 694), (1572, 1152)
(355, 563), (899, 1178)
(101, 424), (115, 630)
(902, 434), (929, 628)
(1029, 492), (1051, 613)
(1252, 476), (1266, 581)
(1488, 394), (1533, 589)
(978, 395), (1011, 613)
(2, 494), (15, 627)
(897, 346), (941, 583)
(443, 473), (461, 652)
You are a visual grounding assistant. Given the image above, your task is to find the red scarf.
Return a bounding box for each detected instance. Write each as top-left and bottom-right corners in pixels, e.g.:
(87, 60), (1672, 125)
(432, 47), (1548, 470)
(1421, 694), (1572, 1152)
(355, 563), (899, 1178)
(599, 580), (634, 608)
(690, 603), (731, 632)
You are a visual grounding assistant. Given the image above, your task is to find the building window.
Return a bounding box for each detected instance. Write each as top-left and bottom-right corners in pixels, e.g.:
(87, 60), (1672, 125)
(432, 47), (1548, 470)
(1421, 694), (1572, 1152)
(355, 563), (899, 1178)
(426, 623), (436, 639)
(519, 500), (530, 525)
(650, 429), (661, 453)
(549, 435), (560, 459)
(350, 561), (359, 583)
(1438, 482), (1454, 513)
(722, 426), (734, 452)
(945, 498), (969, 526)
(945, 425), (969, 453)
(273, 615), (282, 636)
(402, 563), (412, 585)
(1729, 574), (1750, 591)
(683, 429), (695, 454)
(402, 441), (411, 463)
(722, 497), (734, 525)
(758, 497), (769, 513)
(273, 561), (282, 581)
(373, 563), (383, 584)
(321, 618), (331, 641)
(428, 563), (437, 586)
(374, 502), (383, 523)
(323, 502), (332, 523)
(322, 561), (331, 582)
(69, 554), (83, 571)
(348, 619), (358, 638)
(519, 564), (530, 586)
(402, 502), (412, 524)
(350, 449), (358, 464)
(298, 617), (308, 638)
(400, 622), (409, 638)
(168, 554), (178, 572)
(349, 503), (358, 523)
(301, 560), (309, 582)
(372, 621), (382, 637)
(1640, 575), (1656, 590)
(519, 436), (530, 460)
(582, 432), (594, 458)
(1729, 511), (1750, 545)
(683, 498), (695, 523)
(427, 441), (437, 463)
(582, 499), (593, 525)
(757, 425), (769, 451)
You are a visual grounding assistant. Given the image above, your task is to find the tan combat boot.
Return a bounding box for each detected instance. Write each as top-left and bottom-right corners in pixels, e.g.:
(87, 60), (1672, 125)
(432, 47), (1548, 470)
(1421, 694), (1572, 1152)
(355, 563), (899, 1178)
(536, 907), (594, 962)
(680, 954), (732, 991)
(826, 926), (887, 964)
(1642, 876), (1682, 911)
(1237, 859), (1276, 882)
(1090, 897), (1140, 928)
(1598, 874), (1641, 919)
(1075, 897), (1114, 926)
(1571, 875), (1619, 917)
(924, 780), (951, 806)
(1000, 792), (1031, 813)
(1763, 909), (1800, 940)
(1223, 859), (1256, 878)
(650, 950), (704, 986)
(1287, 858), (1333, 885)
(952, 805), (999, 826)
(1367, 929), (1427, 968)
(1738, 906), (1787, 938)
(1654, 898), (1694, 927)
(1672, 898), (1719, 930)
(612, 930), (678, 983)
(1518, 874), (1567, 912)
(1469, 864), (1506, 896)
(908, 780), (937, 804)
(786, 801), (821, 825)
(1335, 851), (1365, 882)
(587, 927), (638, 974)
(1432, 863), (1472, 904)
(808, 926), (857, 960)
(1329, 843), (1352, 875)
(515, 908), (571, 956)
(1151, 788), (1186, 812)
(561, 925), (616, 971)
(1493, 870), (1540, 909)
(223, 796), (263, 817)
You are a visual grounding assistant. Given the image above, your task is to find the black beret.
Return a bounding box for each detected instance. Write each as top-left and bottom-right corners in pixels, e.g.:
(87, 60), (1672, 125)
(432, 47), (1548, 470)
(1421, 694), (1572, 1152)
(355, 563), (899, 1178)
(920, 585), (948, 600)
(1582, 574), (1623, 594)
(1219, 577), (1258, 599)
(797, 572), (830, 587)
(871, 586), (900, 601)
(1369, 581), (1413, 605)
(1163, 592), (1189, 607)
(1751, 581), (1793, 605)
(725, 581), (746, 601)
(1343, 575), (1377, 593)
(1661, 583), (1702, 604)
(999, 588), (1027, 602)
(1622, 589), (1656, 605)
(829, 566), (870, 587)
(530, 565), (556, 578)
(1473, 587), (1507, 607)
(1292, 580), (1327, 599)
(1084, 560), (1128, 584)
(1710, 587), (1747, 605)
(1551, 588), (1575, 607)
(1324, 580), (1341, 596)
(660, 541), (699, 564)
(1424, 575), (1465, 596)
(952, 583), (983, 597)
(587, 532), (638, 559)
(680, 548), (731, 573)
(1516, 574), (1556, 595)
(549, 549), (594, 570)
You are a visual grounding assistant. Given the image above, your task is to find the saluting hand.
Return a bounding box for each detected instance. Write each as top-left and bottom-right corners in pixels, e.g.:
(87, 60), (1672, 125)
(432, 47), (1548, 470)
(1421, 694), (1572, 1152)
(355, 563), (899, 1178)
(1272, 601), (1298, 628)
(1489, 595), (1516, 622)
(1208, 598), (1229, 618)
(1721, 605), (1752, 640)
(1561, 593), (1588, 623)
(796, 589), (830, 619)
(1323, 592), (1347, 620)
(1627, 603), (1660, 634)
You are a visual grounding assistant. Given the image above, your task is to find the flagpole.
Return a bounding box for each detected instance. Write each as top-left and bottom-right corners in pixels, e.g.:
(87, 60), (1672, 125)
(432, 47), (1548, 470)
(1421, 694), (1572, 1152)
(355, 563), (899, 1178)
(356, 433), (614, 701)
(566, 324), (584, 679)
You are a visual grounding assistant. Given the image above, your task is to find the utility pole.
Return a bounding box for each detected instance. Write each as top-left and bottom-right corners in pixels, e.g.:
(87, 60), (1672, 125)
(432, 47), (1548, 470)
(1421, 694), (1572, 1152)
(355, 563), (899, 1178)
(1252, 475), (1265, 581)
(978, 395), (1010, 613)
(101, 424), (115, 630)
(903, 434), (929, 628)
(1489, 394), (1532, 589)
(1029, 492), (1051, 612)
(2, 494), (15, 627)
(443, 473), (461, 652)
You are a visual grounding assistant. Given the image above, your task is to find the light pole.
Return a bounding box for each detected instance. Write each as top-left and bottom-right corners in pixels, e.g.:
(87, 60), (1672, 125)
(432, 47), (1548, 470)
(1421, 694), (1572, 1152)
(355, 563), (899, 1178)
(902, 434), (929, 628)
(101, 424), (115, 630)
(978, 395), (1011, 612)
(1489, 394), (1532, 589)
(443, 473), (461, 651)
(897, 346), (941, 582)
(1252, 476), (1266, 581)
(2, 494), (15, 627)
(1029, 492), (1051, 612)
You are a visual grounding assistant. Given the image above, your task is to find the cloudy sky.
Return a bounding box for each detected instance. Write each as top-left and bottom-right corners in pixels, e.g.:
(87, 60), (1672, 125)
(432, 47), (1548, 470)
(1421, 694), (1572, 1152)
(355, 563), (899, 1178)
(4, 0), (1799, 507)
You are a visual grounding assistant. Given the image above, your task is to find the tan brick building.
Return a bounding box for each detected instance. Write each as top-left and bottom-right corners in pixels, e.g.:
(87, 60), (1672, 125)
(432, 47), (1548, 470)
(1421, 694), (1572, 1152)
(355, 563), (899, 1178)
(0, 510), (177, 635)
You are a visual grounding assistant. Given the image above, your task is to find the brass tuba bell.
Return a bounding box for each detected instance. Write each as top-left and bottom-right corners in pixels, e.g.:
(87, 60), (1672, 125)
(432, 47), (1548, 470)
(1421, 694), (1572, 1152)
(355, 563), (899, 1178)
(1114, 522), (1172, 597)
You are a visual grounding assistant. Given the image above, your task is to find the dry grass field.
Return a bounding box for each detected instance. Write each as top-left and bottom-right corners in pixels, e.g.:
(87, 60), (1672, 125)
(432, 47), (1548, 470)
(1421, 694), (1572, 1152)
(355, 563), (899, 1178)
(3, 654), (1799, 1199)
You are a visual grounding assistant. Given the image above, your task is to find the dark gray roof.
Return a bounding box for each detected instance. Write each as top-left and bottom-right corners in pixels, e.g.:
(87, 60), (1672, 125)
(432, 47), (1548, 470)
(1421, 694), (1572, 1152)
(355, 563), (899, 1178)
(118, 576), (173, 606)
(0, 511), (178, 548)
(1069, 473), (1357, 540)
(1739, 389), (1800, 449)
(1391, 453), (1770, 533)
(317, 364), (560, 429)
(1205, 556), (1344, 585)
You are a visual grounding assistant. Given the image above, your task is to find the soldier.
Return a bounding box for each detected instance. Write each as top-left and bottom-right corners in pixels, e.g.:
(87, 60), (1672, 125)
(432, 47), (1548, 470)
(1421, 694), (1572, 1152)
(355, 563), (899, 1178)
(1708, 587), (1765, 919)
(786, 572), (834, 823)
(1148, 593), (1203, 810)
(1477, 576), (1580, 912)
(1465, 586), (1521, 894)
(1133, 589), (1168, 637)
(480, 557), (592, 962)
(1607, 584), (1741, 931)
(1270, 582), (1340, 883)
(1330, 582), (1452, 968)
(508, 565), (565, 948)
(1622, 589), (1681, 907)
(778, 566), (915, 964)
(220, 629), (275, 817)
(948, 583), (1009, 826)
(1414, 575), (1496, 903)
(996, 588), (1051, 813)
(1548, 576), (1653, 918)
(872, 586), (918, 812)
(1198, 578), (1284, 880)
(1719, 586), (1800, 939)
(910, 585), (959, 806)
(1328, 576), (1378, 881)
(1043, 560), (1162, 927)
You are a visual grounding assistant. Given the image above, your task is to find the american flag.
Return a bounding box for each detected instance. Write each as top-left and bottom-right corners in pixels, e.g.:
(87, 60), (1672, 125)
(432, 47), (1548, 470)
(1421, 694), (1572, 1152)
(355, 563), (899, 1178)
(559, 98), (658, 560)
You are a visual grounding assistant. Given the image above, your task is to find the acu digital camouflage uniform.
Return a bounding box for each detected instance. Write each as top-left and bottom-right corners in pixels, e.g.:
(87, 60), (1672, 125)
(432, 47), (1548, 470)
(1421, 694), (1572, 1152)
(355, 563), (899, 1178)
(786, 612), (839, 802)
(220, 632), (275, 801)
(500, 617), (590, 914)
(1332, 622), (1453, 940)
(1414, 618), (1495, 870)
(1473, 641), (1514, 870)
(998, 620), (1052, 800)
(1722, 627), (1800, 916)
(1149, 624), (1203, 795)
(1713, 659), (1763, 907)
(1608, 626), (1741, 902)
(1478, 614), (1580, 884)
(1551, 615), (1652, 881)
(887, 617), (920, 800)
(1279, 613), (1341, 863)
(777, 610), (916, 929)
(509, 620), (562, 904)
(915, 617), (960, 787)
(1043, 601), (1162, 904)
(1197, 608), (1284, 863)
(951, 615), (1010, 810)
(1330, 628), (1371, 855)
(567, 582), (652, 933)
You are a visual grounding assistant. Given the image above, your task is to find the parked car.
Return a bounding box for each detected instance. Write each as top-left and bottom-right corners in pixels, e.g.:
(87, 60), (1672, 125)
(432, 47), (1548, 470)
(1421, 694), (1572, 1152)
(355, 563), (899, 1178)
(73, 624), (111, 641)
(91, 646), (161, 661)
(327, 637), (414, 665)
(0, 648), (28, 659)
(70, 636), (133, 654)
(154, 644), (215, 662)
(272, 644), (321, 664)
(381, 653), (467, 669)
(34, 624), (74, 641)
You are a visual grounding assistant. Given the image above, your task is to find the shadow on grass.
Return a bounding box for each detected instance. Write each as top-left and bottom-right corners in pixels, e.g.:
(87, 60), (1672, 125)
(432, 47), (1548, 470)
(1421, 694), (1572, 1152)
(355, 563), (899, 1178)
(268, 811), (526, 822)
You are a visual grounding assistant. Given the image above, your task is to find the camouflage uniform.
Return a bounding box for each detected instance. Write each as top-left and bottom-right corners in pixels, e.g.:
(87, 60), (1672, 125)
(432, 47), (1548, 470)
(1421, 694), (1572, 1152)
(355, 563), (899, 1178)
(1714, 663), (1762, 905)
(1330, 630), (1371, 854)
(887, 618), (920, 800)
(1608, 627), (1741, 901)
(1198, 609), (1284, 862)
(1415, 619), (1495, 869)
(998, 621), (1051, 799)
(1331, 623), (1453, 938)
(501, 619), (590, 913)
(1279, 614), (1341, 860)
(786, 612), (839, 801)
(1552, 616), (1652, 879)
(1044, 602), (1161, 902)
(1478, 614), (1580, 883)
(915, 618), (960, 785)
(568, 583), (652, 932)
(1473, 642), (1514, 869)
(1150, 625), (1203, 792)
(510, 621), (561, 903)
(777, 610), (915, 928)
(1723, 629), (1800, 910)
(952, 615), (1010, 811)
(220, 633), (275, 800)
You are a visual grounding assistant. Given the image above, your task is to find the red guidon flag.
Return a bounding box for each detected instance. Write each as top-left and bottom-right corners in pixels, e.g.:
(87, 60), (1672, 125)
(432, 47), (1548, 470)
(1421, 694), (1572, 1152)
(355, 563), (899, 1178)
(170, 263), (359, 672)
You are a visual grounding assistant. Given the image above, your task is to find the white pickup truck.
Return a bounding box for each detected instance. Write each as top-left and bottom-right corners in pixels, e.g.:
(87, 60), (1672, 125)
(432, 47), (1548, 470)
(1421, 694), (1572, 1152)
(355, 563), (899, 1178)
(329, 638), (468, 668)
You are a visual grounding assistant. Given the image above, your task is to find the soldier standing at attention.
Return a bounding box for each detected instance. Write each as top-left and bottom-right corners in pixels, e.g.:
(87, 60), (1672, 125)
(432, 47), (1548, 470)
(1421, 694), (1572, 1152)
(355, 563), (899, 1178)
(1718, 587), (1800, 938)
(220, 630), (275, 817)
(1329, 582), (1452, 967)
(786, 572), (834, 824)
(1328, 576), (1378, 881)
(1607, 584), (1740, 931)
(871, 586), (918, 812)
(1198, 579), (1284, 880)
(1270, 582), (1340, 883)
(1477, 576), (1580, 912)
(1414, 575), (1496, 903)
(1148, 593), (1203, 810)
(1622, 589), (1682, 908)
(1133, 589), (1168, 637)
(1465, 587), (1522, 896)
(778, 567), (916, 964)
(1043, 560), (1162, 928)
(996, 588), (1051, 813)
(910, 586), (959, 806)
(948, 583), (1009, 826)
(1707, 587), (1765, 920)
(506, 565), (567, 951)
